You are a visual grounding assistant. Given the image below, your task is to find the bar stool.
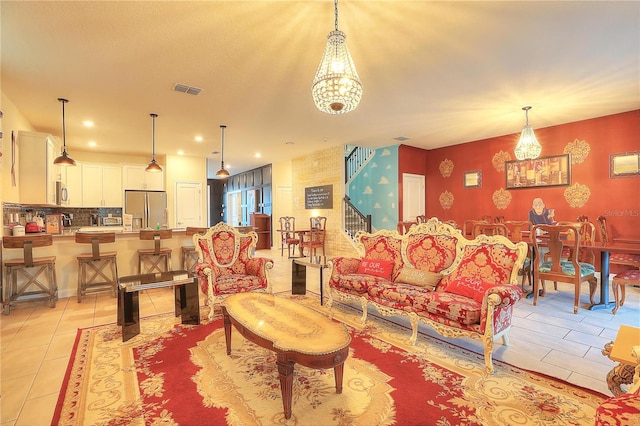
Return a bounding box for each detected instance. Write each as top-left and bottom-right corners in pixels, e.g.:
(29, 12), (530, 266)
(2, 234), (57, 314)
(138, 229), (173, 274)
(75, 232), (118, 302)
(181, 227), (208, 273)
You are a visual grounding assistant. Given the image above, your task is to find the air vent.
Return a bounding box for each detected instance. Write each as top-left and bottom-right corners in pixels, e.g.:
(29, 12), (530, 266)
(393, 136), (410, 141)
(173, 83), (203, 96)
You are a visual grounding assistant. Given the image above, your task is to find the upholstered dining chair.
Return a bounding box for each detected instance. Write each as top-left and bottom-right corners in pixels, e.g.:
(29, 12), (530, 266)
(278, 216), (300, 258)
(301, 216), (327, 257)
(472, 222), (508, 238)
(531, 224), (598, 314)
(611, 269), (640, 314)
(596, 215), (640, 268)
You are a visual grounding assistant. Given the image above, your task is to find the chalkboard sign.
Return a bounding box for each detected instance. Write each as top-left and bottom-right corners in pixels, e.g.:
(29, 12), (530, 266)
(305, 185), (333, 209)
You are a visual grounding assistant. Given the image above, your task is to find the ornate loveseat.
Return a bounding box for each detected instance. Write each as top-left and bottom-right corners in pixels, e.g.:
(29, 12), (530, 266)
(327, 218), (528, 373)
(193, 222), (274, 319)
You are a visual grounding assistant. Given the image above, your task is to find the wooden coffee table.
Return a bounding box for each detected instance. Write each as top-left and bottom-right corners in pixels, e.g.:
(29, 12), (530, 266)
(221, 293), (351, 419)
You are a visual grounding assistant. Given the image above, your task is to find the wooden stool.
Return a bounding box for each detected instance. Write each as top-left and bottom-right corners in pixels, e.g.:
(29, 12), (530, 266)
(612, 269), (640, 314)
(76, 232), (118, 302)
(2, 235), (57, 314)
(138, 229), (173, 274)
(181, 227), (208, 273)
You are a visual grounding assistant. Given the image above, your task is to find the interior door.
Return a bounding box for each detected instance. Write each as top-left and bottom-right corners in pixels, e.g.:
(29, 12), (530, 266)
(402, 173), (425, 221)
(175, 181), (202, 228)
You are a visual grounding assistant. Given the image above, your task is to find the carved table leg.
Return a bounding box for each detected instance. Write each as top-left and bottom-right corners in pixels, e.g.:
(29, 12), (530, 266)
(222, 309), (232, 355)
(334, 362), (344, 394)
(606, 363), (636, 396)
(277, 353), (295, 419)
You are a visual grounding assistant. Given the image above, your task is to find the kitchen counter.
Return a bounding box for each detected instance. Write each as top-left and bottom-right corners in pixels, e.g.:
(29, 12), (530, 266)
(1, 229), (194, 299)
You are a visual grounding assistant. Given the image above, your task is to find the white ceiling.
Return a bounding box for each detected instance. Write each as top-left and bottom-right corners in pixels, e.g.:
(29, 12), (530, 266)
(2, 1), (639, 176)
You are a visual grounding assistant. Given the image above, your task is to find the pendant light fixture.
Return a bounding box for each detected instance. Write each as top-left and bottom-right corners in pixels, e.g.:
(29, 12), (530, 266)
(514, 106), (542, 161)
(216, 124), (230, 178)
(312, 0), (362, 114)
(145, 113), (163, 172)
(53, 98), (77, 166)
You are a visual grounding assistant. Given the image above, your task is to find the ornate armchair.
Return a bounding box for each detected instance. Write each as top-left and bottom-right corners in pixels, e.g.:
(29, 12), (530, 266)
(193, 222), (274, 319)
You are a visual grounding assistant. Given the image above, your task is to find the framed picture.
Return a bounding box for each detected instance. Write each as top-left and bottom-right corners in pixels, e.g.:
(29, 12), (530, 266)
(45, 214), (62, 234)
(463, 170), (482, 188)
(505, 154), (571, 189)
(610, 151), (640, 178)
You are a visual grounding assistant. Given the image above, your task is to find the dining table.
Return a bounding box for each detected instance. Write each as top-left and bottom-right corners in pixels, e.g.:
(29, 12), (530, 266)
(522, 231), (640, 311)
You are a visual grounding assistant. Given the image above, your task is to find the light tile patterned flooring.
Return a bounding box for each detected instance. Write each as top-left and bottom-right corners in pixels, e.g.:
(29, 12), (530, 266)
(1, 248), (639, 425)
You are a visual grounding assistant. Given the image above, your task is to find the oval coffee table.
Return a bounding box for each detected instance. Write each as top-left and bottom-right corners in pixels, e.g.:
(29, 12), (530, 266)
(221, 292), (351, 419)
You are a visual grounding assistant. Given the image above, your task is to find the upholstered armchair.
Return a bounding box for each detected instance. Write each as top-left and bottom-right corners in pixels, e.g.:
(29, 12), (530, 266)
(193, 222), (274, 319)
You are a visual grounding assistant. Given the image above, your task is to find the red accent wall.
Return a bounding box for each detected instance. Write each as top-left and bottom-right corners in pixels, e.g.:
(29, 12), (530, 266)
(403, 110), (639, 239)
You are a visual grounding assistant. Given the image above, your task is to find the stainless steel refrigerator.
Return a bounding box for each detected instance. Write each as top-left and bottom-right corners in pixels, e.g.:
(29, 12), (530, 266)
(124, 190), (168, 229)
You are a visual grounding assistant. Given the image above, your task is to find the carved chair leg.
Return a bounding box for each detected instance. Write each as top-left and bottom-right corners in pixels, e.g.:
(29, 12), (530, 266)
(588, 277), (597, 305)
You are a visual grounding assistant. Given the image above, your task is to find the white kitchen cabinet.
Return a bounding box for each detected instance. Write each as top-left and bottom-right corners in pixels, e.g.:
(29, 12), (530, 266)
(60, 161), (83, 207)
(81, 163), (123, 207)
(122, 164), (164, 190)
(18, 130), (61, 205)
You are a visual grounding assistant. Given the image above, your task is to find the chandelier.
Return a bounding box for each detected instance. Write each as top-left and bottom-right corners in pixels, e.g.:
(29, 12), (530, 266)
(312, 0), (362, 114)
(53, 98), (77, 166)
(514, 106), (542, 161)
(216, 125), (230, 178)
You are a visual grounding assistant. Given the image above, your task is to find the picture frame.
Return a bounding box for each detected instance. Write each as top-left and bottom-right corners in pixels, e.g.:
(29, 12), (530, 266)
(609, 151), (640, 178)
(45, 213), (62, 234)
(463, 170), (482, 188)
(505, 154), (571, 189)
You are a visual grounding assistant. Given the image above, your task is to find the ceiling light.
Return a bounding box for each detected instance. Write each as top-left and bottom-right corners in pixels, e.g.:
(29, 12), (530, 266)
(53, 98), (76, 166)
(145, 113), (163, 172)
(195, 135), (203, 142)
(88, 141), (96, 147)
(312, 0), (362, 114)
(82, 120), (94, 127)
(514, 106), (542, 161)
(216, 125), (230, 178)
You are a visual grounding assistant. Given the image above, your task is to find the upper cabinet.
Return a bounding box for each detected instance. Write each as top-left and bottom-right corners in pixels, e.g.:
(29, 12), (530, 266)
(18, 130), (61, 205)
(82, 163), (123, 207)
(59, 161), (83, 207)
(122, 164), (164, 190)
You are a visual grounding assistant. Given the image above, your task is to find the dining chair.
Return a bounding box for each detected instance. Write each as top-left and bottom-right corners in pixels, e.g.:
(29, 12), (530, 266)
(596, 216), (640, 268)
(138, 229), (173, 274)
(611, 268), (640, 314)
(75, 232), (118, 302)
(416, 215), (427, 224)
(443, 219), (459, 229)
(301, 216), (327, 257)
(397, 220), (417, 235)
(278, 216), (300, 258)
(462, 219), (489, 239)
(472, 222), (508, 238)
(531, 224), (598, 314)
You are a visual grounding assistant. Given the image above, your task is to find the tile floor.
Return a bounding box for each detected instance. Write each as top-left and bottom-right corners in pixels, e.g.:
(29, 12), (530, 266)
(1, 248), (639, 425)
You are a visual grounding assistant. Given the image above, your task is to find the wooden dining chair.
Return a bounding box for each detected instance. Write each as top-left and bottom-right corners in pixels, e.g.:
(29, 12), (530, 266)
(596, 216), (640, 267)
(415, 215), (427, 224)
(75, 232), (118, 302)
(278, 216), (300, 258)
(462, 219), (489, 239)
(397, 220), (417, 235)
(138, 229), (173, 274)
(472, 222), (508, 238)
(531, 224), (598, 314)
(301, 216), (327, 257)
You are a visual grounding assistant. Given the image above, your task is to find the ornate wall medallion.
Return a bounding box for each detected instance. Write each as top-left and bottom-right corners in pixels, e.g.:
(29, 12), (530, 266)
(492, 188), (512, 209)
(439, 159), (454, 178)
(439, 190), (454, 209)
(492, 150), (512, 172)
(564, 182), (591, 208)
(564, 139), (590, 164)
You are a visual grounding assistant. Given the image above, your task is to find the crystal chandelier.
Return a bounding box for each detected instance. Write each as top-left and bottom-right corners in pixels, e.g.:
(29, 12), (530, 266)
(514, 106), (542, 160)
(312, 0), (362, 114)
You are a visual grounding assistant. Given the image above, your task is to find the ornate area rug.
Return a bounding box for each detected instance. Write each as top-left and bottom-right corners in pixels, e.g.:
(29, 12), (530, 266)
(53, 294), (605, 425)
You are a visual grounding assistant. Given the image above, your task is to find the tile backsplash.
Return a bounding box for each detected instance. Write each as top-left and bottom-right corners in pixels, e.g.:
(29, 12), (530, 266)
(3, 203), (122, 229)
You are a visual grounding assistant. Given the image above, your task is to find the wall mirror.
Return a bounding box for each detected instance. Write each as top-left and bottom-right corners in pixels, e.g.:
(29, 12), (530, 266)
(610, 151), (640, 178)
(463, 170), (482, 188)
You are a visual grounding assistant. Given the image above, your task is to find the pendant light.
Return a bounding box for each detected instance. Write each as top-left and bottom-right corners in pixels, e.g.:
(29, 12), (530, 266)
(216, 124), (230, 178)
(145, 113), (163, 172)
(514, 106), (542, 160)
(53, 98), (77, 166)
(312, 0), (362, 114)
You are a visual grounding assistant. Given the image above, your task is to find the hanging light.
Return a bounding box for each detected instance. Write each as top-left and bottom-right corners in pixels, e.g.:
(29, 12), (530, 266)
(216, 124), (230, 178)
(514, 106), (542, 160)
(53, 98), (77, 166)
(312, 0), (362, 114)
(145, 113), (163, 172)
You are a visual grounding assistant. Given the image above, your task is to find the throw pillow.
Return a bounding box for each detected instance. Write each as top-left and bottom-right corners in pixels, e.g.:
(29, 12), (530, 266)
(445, 276), (495, 303)
(396, 266), (443, 291)
(357, 258), (395, 280)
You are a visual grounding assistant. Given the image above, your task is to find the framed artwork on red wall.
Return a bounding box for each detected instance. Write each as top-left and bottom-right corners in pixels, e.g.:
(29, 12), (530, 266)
(505, 154), (571, 189)
(609, 151), (640, 178)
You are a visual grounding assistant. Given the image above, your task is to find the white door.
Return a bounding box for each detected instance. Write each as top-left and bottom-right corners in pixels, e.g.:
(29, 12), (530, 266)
(402, 173), (425, 221)
(175, 181), (203, 227)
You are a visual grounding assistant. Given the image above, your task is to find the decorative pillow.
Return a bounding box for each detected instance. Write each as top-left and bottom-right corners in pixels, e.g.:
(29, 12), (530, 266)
(445, 276), (495, 303)
(357, 258), (395, 280)
(396, 266), (443, 291)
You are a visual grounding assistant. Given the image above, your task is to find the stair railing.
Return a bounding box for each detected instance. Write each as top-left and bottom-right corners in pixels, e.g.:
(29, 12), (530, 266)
(344, 195), (372, 239)
(345, 146), (376, 183)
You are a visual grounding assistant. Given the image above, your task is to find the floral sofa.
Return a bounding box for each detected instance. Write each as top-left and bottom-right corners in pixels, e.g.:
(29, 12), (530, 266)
(327, 218), (528, 373)
(193, 222), (274, 319)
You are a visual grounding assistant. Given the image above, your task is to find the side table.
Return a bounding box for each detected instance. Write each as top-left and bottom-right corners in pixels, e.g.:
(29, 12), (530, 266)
(602, 325), (640, 396)
(291, 256), (329, 305)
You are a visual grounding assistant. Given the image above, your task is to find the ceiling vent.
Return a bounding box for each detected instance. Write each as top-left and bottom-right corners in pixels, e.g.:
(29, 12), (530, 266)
(173, 83), (203, 96)
(393, 136), (410, 141)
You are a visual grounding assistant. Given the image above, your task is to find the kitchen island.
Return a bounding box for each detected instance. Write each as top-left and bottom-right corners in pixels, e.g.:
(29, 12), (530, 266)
(1, 229), (196, 300)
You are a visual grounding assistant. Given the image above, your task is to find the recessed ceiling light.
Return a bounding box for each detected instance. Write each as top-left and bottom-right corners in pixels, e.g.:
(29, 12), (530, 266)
(177, 150), (184, 155)
(255, 153), (261, 158)
(88, 141), (97, 147)
(195, 136), (203, 142)
(83, 120), (94, 127)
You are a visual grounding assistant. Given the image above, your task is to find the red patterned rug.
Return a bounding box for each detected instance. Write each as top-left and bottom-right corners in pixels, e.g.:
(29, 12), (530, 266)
(53, 294), (605, 425)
